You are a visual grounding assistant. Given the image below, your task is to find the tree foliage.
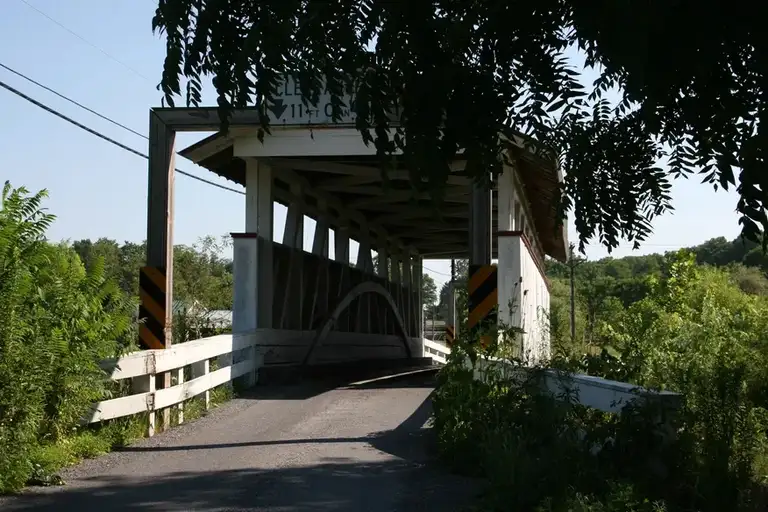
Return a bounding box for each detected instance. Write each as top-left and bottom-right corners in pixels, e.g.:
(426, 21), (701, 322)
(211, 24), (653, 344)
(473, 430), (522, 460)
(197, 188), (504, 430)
(547, 236), (768, 356)
(370, 254), (439, 309)
(0, 184), (241, 493)
(422, 273), (437, 312)
(435, 248), (768, 510)
(152, 1), (767, 252)
(0, 183), (134, 492)
(71, 235), (234, 311)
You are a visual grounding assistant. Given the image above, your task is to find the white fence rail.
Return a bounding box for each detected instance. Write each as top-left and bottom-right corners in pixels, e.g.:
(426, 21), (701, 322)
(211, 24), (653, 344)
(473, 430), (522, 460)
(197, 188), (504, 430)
(87, 330), (420, 437)
(421, 339), (680, 414)
(88, 333), (257, 436)
(87, 334), (677, 439)
(423, 339), (449, 364)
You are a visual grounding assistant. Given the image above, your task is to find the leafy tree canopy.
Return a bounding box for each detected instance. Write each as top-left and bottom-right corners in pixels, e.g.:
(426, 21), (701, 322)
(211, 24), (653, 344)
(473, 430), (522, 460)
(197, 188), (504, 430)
(422, 273), (438, 310)
(153, 1), (767, 252)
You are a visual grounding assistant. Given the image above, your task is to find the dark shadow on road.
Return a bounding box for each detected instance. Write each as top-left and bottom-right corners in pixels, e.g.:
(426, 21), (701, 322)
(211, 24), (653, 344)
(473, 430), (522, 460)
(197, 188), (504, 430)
(341, 371), (438, 391)
(240, 365), (439, 402)
(1, 459), (480, 511)
(366, 388), (438, 465)
(249, 357), (439, 399)
(113, 389), (436, 457)
(0, 393), (482, 512)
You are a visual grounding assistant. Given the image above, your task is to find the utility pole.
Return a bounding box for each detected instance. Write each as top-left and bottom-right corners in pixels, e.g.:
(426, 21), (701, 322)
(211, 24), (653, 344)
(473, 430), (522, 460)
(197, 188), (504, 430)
(447, 258), (457, 342)
(569, 245), (576, 343)
(568, 243), (583, 344)
(432, 305), (435, 339)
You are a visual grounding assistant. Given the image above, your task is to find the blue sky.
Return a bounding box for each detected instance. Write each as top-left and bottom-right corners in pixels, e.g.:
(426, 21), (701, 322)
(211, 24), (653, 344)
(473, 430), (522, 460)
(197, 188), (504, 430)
(0, 0), (743, 292)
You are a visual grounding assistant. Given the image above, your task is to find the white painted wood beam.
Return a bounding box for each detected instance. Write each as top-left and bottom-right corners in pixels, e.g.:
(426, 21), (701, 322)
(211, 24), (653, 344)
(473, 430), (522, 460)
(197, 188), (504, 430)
(244, 159), (274, 328)
(268, 162), (407, 251)
(283, 183), (304, 249)
(334, 226), (350, 263)
(271, 159), (471, 189)
(312, 198), (330, 257)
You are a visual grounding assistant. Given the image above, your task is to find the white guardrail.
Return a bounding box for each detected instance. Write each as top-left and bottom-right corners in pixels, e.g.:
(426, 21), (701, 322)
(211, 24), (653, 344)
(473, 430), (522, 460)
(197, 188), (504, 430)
(422, 339), (680, 414)
(88, 334), (257, 436)
(423, 339), (450, 365)
(86, 336), (678, 439)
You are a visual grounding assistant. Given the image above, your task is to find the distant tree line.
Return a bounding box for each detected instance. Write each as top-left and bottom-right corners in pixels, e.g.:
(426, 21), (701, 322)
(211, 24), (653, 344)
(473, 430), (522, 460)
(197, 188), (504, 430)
(71, 236), (235, 312)
(432, 236), (768, 333)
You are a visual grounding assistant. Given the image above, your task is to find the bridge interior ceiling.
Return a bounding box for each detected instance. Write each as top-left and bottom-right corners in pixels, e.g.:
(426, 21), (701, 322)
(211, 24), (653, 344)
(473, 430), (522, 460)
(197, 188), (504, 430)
(273, 155), (490, 258)
(183, 137), (564, 260)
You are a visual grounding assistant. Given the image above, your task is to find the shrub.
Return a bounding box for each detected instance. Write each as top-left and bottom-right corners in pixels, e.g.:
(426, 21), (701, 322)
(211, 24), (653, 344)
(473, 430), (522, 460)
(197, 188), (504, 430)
(0, 182), (133, 493)
(434, 252), (768, 510)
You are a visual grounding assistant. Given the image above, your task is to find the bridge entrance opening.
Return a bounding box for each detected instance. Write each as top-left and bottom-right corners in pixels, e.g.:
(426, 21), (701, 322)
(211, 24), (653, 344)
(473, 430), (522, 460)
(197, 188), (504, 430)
(143, 96), (567, 384)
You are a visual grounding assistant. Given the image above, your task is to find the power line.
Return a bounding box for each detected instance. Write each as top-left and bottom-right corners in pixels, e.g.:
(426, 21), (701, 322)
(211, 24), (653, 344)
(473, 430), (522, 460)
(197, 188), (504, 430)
(574, 242), (696, 251)
(0, 66), (701, 254)
(0, 62), (240, 194)
(18, 0), (152, 83)
(0, 64), (574, 265)
(423, 265), (452, 277)
(0, 78), (245, 195)
(0, 75), (464, 258)
(0, 62), (147, 140)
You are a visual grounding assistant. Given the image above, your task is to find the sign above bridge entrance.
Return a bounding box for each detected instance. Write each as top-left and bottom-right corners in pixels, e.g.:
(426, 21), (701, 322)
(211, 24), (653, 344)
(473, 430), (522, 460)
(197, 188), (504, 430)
(266, 76), (357, 126)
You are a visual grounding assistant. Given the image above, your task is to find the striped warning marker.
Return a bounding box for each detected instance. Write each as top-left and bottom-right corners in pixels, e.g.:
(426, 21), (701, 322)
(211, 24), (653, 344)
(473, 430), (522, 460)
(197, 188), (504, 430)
(468, 264), (497, 343)
(139, 266), (167, 350)
(444, 325), (456, 346)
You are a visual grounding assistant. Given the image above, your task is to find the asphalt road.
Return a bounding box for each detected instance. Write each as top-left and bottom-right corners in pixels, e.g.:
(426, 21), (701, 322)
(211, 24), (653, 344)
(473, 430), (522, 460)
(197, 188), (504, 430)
(0, 370), (481, 511)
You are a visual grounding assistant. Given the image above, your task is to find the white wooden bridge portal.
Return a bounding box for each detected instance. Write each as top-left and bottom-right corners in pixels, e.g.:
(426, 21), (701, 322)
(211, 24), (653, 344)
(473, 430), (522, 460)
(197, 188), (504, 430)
(141, 82), (568, 382)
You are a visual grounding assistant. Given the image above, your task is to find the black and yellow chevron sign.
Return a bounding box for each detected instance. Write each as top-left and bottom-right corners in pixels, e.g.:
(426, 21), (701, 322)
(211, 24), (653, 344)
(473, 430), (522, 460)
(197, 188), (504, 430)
(139, 266), (167, 350)
(444, 325), (456, 346)
(467, 264), (497, 345)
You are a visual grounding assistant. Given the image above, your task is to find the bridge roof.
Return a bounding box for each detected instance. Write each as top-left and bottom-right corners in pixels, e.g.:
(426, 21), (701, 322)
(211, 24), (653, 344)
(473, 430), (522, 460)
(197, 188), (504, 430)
(180, 128), (567, 261)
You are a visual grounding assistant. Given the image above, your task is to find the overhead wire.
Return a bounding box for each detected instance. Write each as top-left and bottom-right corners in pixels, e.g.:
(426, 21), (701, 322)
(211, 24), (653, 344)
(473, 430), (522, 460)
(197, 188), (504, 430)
(10, 2), (245, 193)
(0, 66), (485, 256)
(2, 75), (696, 267)
(0, 62), (148, 140)
(2, 9), (460, 284)
(0, 78), (246, 195)
(0, 66), (693, 257)
(0, 45), (696, 257)
(17, 0), (152, 83)
(422, 265), (452, 276)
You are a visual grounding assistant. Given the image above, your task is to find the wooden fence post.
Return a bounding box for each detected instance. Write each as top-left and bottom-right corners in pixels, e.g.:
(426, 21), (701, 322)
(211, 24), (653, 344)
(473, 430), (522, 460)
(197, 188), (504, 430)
(132, 371), (156, 437)
(191, 359), (211, 410)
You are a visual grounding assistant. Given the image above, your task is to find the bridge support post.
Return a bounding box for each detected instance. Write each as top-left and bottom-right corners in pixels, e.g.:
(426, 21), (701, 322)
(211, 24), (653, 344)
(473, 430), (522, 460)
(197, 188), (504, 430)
(334, 227), (349, 263)
(246, 159), (274, 329)
(390, 252), (402, 337)
(496, 165), (525, 359)
(231, 159), (274, 387)
(402, 249), (413, 335)
(447, 283), (456, 337)
(145, 111), (176, 431)
(312, 200), (330, 257)
(413, 254), (423, 339)
(468, 178), (494, 349)
(469, 179), (492, 266)
(377, 244), (390, 333)
(231, 232), (259, 384)
(357, 238), (373, 332)
(283, 185), (304, 250)
(377, 246), (389, 278)
(390, 253), (401, 284)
